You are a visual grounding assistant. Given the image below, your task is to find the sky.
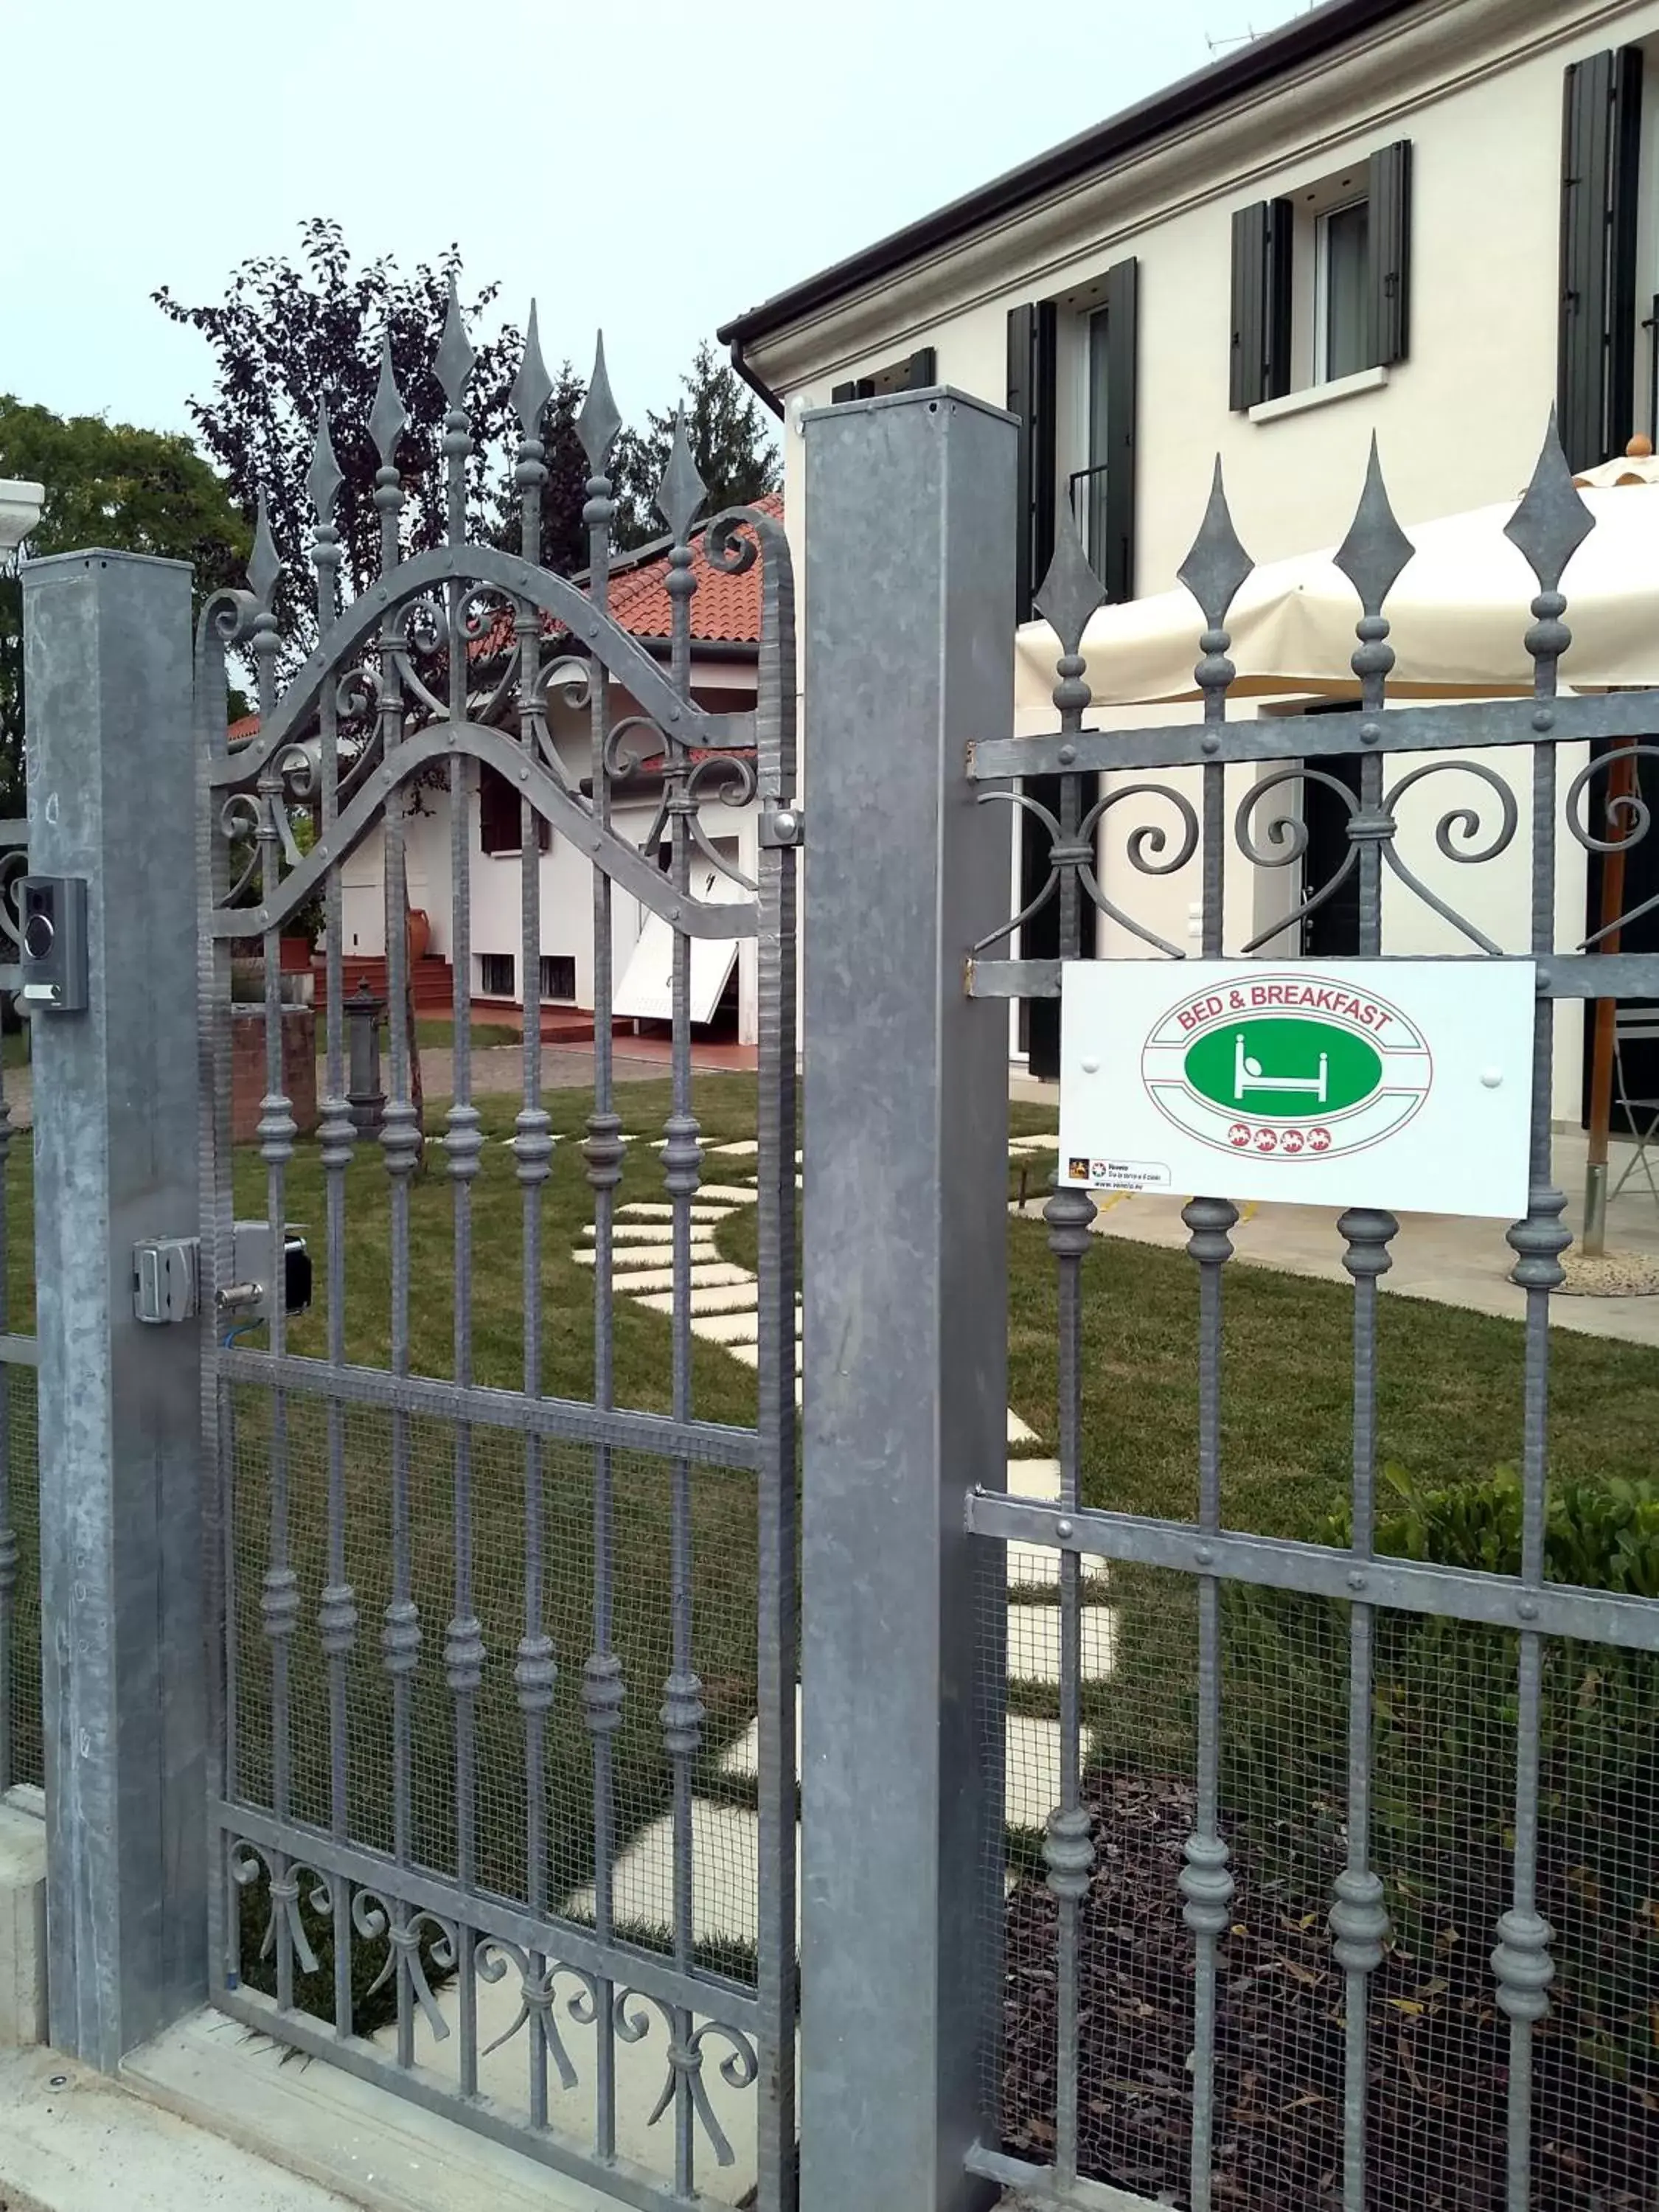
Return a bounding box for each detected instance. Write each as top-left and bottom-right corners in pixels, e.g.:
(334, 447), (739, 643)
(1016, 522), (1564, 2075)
(0, 0), (1315, 442)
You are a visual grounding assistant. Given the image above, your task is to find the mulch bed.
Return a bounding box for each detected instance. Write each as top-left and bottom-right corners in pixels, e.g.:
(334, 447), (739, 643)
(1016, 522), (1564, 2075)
(1002, 1770), (1658, 2210)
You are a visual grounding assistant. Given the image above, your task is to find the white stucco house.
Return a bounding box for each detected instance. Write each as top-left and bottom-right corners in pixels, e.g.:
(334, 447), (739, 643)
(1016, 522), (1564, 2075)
(238, 497), (776, 1050)
(719, 0), (1659, 1114)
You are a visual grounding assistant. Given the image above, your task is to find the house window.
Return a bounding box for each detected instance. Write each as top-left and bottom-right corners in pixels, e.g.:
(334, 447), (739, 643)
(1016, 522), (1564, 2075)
(1317, 199), (1371, 383)
(1070, 307), (1114, 575)
(1006, 262), (1137, 1082)
(540, 954), (576, 1002)
(1009, 259), (1138, 619)
(1230, 140), (1412, 411)
(479, 953), (515, 999)
(479, 762), (550, 856)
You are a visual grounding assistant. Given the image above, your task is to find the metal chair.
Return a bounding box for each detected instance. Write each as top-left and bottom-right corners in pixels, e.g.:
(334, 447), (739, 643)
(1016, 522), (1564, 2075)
(1610, 1006), (1659, 1202)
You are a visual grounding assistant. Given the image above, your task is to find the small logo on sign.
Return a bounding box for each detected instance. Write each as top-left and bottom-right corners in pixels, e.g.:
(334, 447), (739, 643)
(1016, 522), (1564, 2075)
(1142, 975), (1433, 1165)
(1068, 1158), (1091, 1182)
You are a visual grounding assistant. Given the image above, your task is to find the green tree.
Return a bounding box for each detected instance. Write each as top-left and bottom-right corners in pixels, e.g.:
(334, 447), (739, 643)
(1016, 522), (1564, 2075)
(155, 219), (526, 659)
(0, 395), (251, 812)
(613, 341), (781, 549)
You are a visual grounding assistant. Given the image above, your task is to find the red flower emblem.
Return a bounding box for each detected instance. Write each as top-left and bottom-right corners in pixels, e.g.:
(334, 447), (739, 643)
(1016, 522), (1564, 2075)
(1309, 1127), (1332, 1153)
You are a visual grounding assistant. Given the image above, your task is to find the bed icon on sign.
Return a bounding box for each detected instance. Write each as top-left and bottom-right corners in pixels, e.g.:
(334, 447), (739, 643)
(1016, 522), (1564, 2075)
(1234, 1032), (1329, 1106)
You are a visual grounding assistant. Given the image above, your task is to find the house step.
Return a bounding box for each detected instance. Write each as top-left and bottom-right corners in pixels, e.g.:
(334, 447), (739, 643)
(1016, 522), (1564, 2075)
(333, 956), (456, 1012)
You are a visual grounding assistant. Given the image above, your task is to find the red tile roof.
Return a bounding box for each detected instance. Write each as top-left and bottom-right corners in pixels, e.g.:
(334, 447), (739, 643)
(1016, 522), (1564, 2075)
(602, 490), (782, 646)
(227, 495), (782, 742)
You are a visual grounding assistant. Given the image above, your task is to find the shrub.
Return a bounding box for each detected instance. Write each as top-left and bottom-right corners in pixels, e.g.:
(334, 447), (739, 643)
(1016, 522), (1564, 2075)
(1328, 1462), (1659, 1597)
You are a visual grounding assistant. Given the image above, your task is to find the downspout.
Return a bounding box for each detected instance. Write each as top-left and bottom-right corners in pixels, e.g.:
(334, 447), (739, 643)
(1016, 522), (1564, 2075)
(726, 337), (785, 422)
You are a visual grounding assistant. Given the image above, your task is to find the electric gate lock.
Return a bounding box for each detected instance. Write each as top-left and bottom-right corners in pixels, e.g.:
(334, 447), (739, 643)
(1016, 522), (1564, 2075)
(220, 1222), (313, 1332)
(133, 1237), (201, 1326)
(18, 876), (88, 1013)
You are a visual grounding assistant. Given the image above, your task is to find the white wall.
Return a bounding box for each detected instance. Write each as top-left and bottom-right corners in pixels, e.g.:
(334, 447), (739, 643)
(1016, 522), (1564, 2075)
(759, 0), (1644, 1114)
(341, 679), (762, 1046)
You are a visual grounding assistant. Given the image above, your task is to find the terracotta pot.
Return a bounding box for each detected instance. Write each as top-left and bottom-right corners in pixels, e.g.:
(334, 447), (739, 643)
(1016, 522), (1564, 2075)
(406, 909), (431, 964)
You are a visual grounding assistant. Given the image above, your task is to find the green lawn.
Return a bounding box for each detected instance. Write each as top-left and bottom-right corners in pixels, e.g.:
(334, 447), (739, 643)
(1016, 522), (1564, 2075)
(413, 1019), (518, 1051)
(6, 1068), (1658, 2034)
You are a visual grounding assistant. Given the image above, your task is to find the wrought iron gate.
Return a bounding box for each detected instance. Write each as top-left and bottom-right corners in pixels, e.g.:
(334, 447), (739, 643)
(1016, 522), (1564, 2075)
(959, 427), (1659, 2211)
(196, 304), (797, 2210)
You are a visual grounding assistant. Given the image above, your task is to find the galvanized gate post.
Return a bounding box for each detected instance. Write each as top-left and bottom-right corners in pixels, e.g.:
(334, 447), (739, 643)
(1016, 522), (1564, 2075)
(801, 389), (1016, 2211)
(21, 549), (204, 2067)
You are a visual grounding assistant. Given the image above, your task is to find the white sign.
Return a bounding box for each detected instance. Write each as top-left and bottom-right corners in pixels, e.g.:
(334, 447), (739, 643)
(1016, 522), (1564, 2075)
(1059, 959), (1537, 1220)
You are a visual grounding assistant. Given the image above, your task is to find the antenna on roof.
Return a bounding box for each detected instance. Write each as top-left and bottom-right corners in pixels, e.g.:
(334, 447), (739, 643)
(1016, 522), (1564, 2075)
(1205, 1), (1316, 49)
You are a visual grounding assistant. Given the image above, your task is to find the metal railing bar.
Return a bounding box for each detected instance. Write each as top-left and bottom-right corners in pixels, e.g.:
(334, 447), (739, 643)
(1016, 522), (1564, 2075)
(970, 688), (1659, 782)
(968, 1491), (1659, 1649)
(967, 952), (1659, 1000)
(214, 1346), (760, 1468)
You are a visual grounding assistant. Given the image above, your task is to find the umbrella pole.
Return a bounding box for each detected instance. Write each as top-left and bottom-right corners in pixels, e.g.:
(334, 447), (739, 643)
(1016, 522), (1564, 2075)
(1584, 742), (1635, 1257)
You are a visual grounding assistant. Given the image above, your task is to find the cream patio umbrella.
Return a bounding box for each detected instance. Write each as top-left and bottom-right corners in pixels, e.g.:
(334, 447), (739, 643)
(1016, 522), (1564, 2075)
(1013, 437), (1659, 726)
(1015, 434), (1659, 1273)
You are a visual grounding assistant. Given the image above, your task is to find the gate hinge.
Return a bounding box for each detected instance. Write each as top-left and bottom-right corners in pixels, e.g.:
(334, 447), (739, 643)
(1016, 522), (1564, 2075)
(759, 804), (804, 849)
(133, 1237), (201, 1325)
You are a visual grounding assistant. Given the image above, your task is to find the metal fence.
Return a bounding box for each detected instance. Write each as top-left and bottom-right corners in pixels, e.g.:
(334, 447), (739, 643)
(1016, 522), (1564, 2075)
(956, 433), (1659, 2211)
(798, 389), (1659, 2212)
(194, 305), (799, 2210)
(0, 819), (38, 1801)
(14, 370), (1659, 2212)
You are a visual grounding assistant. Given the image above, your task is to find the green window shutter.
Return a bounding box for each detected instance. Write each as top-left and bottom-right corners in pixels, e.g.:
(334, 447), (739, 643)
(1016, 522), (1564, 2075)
(1559, 47), (1645, 472)
(1230, 201), (1293, 409)
(1099, 259), (1138, 605)
(1367, 139), (1413, 368)
(1005, 301), (1057, 623)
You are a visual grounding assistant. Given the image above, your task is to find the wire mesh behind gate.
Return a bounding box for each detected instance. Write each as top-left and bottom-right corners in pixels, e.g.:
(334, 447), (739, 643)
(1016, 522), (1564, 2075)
(196, 303), (798, 2212)
(964, 429), (1659, 2212)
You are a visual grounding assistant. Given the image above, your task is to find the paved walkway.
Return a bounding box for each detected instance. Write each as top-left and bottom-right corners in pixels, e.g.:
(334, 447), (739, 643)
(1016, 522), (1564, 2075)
(1011, 1098), (1659, 1349)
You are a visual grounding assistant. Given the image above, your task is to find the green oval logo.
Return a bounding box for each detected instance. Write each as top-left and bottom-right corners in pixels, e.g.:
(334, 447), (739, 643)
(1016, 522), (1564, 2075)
(1183, 1016), (1383, 1121)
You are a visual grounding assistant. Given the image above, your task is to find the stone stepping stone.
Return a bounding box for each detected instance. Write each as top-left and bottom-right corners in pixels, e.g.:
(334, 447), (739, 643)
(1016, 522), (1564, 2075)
(574, 1239), (716, 1271)
(1006, 1459), (1062, 1500)
(1007, 1604), (1117, 1686)
(1007, 1542), (1061, 1590)
(693, 1309), (804, 1348)
(717, 1686), (804, 1781)
(1007, 1408), (1040, 1446)
(698, 1184), (762, 1206)
(597, 1262), (755, 1296)
(583, 1222), (724, 1247)
(564, 1799), (799, 1952)
(1009, 1134), (1060, 1155)
(638, 1284), (760, 1317)
(692, 1311), (761, 1346)
(725, 1342), (806, 1374)
(1004, 1715), (1093, 1834)
(619, 1202), (737, 1223)
(709, 1139), (759, 1157)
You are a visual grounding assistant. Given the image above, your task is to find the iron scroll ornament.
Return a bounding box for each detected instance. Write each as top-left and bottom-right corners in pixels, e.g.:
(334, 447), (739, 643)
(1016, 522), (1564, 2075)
(198, 533), (782, 945)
